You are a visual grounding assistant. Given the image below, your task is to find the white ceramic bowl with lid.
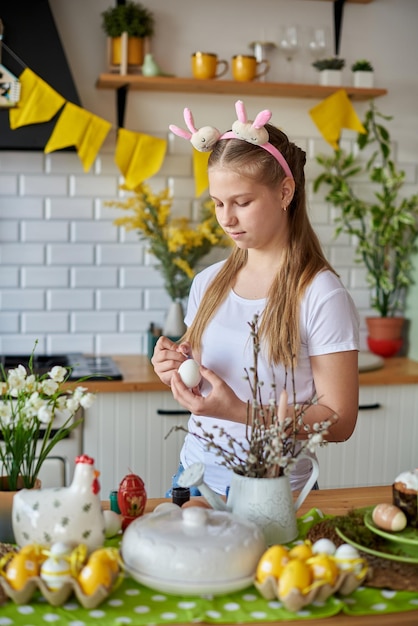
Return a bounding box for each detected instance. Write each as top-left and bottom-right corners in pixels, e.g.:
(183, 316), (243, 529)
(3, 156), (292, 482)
(121, 503), (266, 595)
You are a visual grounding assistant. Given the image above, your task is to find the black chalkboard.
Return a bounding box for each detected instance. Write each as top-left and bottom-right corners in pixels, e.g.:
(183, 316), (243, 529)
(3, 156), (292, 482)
(0, 0), (81, 150)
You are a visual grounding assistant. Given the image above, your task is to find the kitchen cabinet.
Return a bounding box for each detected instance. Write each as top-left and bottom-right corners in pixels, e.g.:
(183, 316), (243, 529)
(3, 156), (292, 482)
(83, 391), (189, 499)
(316, 385), (418, 489)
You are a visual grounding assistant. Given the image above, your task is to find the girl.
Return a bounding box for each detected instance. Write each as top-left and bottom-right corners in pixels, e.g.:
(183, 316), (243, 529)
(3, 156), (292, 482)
(152, 104), (359, 495)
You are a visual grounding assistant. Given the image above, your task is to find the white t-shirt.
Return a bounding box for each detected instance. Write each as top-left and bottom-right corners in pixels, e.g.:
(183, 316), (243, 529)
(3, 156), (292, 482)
(181, 260), (360, 494)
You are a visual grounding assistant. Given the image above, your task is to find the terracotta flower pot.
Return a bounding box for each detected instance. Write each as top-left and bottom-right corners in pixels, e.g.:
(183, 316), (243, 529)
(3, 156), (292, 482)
(366, 316), (405, 357)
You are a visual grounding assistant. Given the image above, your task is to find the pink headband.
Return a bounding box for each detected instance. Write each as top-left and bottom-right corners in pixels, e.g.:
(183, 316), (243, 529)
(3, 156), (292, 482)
(169, 99), (294, 180)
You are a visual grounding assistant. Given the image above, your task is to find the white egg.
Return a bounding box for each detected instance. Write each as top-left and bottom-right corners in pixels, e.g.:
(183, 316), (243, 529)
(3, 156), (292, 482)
(178, 359), (201, 388)
(334, 543), (362, 571)
(312, 538), (336, 555)
(103, 509), (122, 538)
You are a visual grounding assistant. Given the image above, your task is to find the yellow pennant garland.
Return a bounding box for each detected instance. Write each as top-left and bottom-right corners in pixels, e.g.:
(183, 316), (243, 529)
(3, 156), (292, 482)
(192, 149), (210, 197)
(9, 68), (65, 129)
(44, 102), (112, 172)
(309, 89), (366, 150)
(115, 128), (167, 189)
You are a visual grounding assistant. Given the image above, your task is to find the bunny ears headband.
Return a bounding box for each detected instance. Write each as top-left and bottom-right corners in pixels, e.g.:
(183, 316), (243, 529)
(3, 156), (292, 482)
(169, 100), (294, 180)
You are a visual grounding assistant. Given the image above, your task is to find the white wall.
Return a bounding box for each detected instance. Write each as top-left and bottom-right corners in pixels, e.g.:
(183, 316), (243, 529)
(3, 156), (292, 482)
(1, 0), (417, 356)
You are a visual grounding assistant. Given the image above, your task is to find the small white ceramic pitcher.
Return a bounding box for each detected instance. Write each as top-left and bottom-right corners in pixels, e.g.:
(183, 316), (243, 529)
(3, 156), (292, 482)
(178, 457), (319, 546)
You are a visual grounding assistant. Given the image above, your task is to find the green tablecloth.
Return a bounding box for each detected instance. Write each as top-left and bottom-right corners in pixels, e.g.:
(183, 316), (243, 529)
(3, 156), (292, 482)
(2, 509), (418, 625)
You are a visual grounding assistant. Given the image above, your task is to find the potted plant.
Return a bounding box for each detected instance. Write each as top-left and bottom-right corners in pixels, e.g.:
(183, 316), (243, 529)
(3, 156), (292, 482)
(101, 1), (155, 69)
(351, 59), (374, 88)
(312, 57), (345, 86)
(0, 347), (96, 542)
(313, 101), (418, 357)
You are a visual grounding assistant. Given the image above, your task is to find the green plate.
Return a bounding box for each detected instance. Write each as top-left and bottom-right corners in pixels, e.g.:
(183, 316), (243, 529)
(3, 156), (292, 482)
(335, 523), (418, 564)
(364, 509), (418, 546)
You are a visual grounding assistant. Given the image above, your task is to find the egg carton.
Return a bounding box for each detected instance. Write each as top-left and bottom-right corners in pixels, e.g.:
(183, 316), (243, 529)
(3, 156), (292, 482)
(0, 574), (118, 609)
(254, 570), (367, 612)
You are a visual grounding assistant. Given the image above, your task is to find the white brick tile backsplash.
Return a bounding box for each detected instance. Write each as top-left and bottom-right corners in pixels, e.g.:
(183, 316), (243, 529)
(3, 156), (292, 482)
(0, 152), (44, 173)
(0, 220), (19, 241)
(1, 290), (44, 309)
(0, 312), (19, 332)
(47, 289), (94, 310)
(22, 312), (69, 333)
(72, 175), (119, 197)
(1, 335), (46, 354)
(72, 267), (118, 287)
(0, 243), (45, 264)
(0, 267), (19, 287)
(0, 175), (18, 195)
(21, 220), (69, 242)
(46, 197), (95, 219)
(97, 244), (144, 265)
(47, 244), (94, 265)
(71, 312), (118, 332)
(22, 175), (68, 196)
(0, 197), (44, 218)
(0, 137), (414, 354)
(71, 221), (118, 242)
(47, 335), (95, 354)
(22, 267), (69, 288)
(96, 333), (142, 354)
(97, 289), (142, 310)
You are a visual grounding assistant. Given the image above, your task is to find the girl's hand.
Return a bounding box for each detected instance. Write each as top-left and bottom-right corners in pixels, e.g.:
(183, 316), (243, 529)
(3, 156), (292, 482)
(170, 365), (247, 424)
(151, 336), (190, 386)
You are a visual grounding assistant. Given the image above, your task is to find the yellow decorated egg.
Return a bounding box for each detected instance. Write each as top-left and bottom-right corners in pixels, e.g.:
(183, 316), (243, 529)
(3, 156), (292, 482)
(5, 552), (39, 590)
(278, 558), (312, 600)
(88, 548), (120, 575)
(255, 545), (290, 583)
(289, 541), (313, 561)
(307, 554), (339, 586)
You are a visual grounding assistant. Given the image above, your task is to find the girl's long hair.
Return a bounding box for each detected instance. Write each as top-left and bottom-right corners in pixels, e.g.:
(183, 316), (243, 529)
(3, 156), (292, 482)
(184, 124), (336, 367)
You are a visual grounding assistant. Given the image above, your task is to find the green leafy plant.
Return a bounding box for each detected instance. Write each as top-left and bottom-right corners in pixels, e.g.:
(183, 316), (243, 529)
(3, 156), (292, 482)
(0, 346), (96, 491)
(101, 1), (154, 38)
(351, 59), (373, 72)
(314, 102), (418, 318)
(312, 57), (345, 71)
(108, 183), (231, 302)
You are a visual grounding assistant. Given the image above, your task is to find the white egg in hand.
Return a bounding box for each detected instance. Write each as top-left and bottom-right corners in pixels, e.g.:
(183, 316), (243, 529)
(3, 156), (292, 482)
(178, 359), (201, 388)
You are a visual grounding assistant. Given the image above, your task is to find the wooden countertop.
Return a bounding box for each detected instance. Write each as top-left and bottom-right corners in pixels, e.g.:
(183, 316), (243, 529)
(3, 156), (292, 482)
(108, 485), (418, 626)
(72, 355), (418, 393)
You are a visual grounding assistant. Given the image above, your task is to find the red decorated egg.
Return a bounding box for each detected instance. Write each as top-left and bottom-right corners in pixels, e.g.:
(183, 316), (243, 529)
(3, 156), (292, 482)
(117, 473), (147, 529)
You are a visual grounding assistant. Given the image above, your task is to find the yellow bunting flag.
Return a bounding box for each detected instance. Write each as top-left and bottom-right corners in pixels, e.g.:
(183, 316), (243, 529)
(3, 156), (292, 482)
(115, 129), (167, 189)
(309, 89), (366, 150)
(193, 148), (210, 197)
(9, 68), (65, 129)
(44, 102), (112, 172)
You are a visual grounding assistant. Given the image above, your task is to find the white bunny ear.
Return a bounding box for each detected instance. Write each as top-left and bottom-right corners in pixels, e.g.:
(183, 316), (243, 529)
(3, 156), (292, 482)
(183, 108), (198, 134)
(234, 100), (247, 123)
(253, 109), (272, 129)
(169, 124), (192, 140)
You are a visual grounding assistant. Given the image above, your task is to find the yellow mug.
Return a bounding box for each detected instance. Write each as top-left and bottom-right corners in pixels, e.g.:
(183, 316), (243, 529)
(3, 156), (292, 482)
(232, 54), (270, 81)
(191, 52), (229, 80)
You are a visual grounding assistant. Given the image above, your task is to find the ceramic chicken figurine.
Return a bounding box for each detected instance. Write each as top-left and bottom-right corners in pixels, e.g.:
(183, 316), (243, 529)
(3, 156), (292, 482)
(12, 455), (106, 553)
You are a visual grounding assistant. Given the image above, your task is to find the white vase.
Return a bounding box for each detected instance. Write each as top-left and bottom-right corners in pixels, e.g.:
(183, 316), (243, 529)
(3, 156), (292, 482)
(163, 300), (187, 338)
(226, 457), (319, 546)
(319, 69), (342, 86)
(353, 71), (374, 88)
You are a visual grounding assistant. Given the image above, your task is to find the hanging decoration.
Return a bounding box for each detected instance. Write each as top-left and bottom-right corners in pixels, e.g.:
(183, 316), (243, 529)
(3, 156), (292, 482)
(9, 68), (65, 128)
(44, 102), (112, 173)
(309, 89), (366, 150)
(115, 128), (167, 189)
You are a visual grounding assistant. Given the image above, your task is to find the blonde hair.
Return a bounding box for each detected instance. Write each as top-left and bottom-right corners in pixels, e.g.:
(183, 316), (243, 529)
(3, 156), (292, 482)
(184, 125), (336, 367)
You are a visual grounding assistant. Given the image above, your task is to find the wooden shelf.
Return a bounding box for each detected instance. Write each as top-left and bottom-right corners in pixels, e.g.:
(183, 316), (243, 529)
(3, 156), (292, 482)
(96, 74), (387, 102)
